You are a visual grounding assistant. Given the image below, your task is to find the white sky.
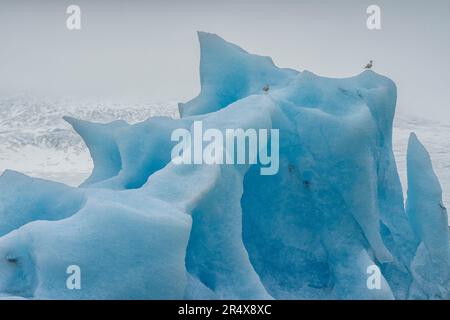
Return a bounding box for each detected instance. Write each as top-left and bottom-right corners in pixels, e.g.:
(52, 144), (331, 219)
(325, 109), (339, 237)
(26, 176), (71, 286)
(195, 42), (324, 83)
(0, 0), (449, 120)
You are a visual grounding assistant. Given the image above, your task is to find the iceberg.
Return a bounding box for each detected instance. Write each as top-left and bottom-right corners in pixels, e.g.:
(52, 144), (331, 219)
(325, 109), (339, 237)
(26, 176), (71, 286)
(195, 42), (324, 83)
(0, 32), (448, 300)
(406, 134), (450, 299)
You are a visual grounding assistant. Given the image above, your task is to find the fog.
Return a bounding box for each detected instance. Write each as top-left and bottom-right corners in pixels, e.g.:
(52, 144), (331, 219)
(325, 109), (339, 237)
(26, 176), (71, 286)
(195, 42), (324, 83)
(0, 0), (449, 120)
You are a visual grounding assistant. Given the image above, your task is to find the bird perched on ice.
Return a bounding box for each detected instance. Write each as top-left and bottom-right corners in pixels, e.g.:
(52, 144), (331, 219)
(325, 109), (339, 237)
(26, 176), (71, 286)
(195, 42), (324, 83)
(262, 84), (270, 93)
(364, 60), (373, 69)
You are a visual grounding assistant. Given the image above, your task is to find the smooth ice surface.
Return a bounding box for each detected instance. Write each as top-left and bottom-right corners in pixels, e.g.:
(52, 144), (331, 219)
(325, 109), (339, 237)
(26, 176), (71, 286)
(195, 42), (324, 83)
(0, 32), (449, 299)
(406, 134), (449, 299)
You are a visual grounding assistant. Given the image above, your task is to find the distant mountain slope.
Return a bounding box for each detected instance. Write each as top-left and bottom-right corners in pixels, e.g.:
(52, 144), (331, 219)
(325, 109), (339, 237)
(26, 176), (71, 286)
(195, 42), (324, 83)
(0, 95), (178, 185)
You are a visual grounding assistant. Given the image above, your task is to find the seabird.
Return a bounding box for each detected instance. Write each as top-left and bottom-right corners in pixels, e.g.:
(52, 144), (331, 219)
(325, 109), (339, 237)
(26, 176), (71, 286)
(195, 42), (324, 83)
(262, 84), (270, 93)
(364, 60), (373, 69)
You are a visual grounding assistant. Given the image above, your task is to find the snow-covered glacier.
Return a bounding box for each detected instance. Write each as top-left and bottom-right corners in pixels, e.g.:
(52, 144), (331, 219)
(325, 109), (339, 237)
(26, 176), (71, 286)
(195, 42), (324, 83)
(0, 32), (448, 300)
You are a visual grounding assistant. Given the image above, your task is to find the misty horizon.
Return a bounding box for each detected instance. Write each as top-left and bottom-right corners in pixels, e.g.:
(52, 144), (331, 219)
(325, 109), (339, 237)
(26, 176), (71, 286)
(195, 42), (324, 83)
(0, 0), (449, 121)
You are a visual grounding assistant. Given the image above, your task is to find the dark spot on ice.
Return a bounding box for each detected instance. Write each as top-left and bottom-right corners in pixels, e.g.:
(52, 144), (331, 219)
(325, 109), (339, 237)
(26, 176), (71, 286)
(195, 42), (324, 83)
(6, 256), (18, 263)
(338, 88), (349, 95)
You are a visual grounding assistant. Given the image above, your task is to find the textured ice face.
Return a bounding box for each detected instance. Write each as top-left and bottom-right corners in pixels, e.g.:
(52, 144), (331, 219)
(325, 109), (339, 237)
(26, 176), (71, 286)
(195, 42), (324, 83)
(0, 32), (448, 300)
